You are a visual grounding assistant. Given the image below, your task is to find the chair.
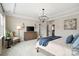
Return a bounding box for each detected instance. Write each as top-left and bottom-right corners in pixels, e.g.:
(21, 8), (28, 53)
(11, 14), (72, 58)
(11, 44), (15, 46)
(10, 32), (20, 45)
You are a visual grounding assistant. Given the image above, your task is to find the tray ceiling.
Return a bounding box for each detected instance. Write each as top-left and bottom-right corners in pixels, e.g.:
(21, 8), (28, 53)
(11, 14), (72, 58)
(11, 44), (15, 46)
(2, 3), (79, 20)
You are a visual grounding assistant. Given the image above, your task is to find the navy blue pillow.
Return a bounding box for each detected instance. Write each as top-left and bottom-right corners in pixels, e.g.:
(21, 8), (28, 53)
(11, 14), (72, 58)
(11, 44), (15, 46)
(66, 34), (73, 44)
(72, 34), (79, 43)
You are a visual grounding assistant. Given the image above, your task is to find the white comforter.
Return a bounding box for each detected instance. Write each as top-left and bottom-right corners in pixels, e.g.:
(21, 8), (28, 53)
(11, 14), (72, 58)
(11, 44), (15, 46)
(36, 38), (72, 56)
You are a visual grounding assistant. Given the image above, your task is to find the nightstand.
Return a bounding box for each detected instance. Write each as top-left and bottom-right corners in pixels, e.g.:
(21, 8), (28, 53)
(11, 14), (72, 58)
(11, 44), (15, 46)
(5, 37), (12, 48)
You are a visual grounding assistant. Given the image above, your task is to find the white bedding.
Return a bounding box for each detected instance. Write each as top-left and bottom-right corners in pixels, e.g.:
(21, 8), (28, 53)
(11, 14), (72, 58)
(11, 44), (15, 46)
(36, 38), (72, 56)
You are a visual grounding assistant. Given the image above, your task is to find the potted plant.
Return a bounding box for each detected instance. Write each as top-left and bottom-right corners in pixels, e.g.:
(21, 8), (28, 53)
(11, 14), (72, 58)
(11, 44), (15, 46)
(6, 32), (11, 39)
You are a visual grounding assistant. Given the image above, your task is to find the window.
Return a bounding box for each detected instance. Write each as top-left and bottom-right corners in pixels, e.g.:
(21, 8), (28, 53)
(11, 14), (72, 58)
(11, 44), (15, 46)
(0, 13), (5, 37)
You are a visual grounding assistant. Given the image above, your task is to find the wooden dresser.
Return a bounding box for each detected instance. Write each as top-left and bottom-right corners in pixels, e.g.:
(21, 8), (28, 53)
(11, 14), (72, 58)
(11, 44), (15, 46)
(24, 31), (38, 41)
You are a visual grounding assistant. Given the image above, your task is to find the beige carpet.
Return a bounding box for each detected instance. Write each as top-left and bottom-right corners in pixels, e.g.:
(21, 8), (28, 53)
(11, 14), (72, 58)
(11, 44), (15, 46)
(2, 40), (46, 56)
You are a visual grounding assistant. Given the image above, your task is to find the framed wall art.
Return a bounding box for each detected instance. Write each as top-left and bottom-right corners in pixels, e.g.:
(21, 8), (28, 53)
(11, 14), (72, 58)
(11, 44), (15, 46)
(64, 18), (77, 30)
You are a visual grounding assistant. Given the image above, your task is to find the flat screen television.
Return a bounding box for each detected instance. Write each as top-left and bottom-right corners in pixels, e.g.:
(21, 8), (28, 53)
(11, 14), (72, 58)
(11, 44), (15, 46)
(27, 26), (34, 31)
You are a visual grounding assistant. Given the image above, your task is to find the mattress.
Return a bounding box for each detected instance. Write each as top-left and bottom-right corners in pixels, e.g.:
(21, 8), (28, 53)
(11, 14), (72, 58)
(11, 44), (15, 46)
(36, 38), (72, 56)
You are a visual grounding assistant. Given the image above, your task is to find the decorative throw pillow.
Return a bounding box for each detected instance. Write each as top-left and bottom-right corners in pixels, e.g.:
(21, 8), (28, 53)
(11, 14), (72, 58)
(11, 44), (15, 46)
(66, 34), (73, 44)
(72, 33), (79, 43)
(72, 37), (79, 48)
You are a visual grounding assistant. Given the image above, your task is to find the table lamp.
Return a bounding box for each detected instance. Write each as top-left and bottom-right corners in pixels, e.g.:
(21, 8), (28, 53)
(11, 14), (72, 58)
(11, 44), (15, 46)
(16, 25), (21, 37)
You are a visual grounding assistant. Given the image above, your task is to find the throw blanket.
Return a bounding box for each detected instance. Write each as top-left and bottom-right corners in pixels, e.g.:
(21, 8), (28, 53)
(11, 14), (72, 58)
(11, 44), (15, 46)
(39, 36), (61, 46)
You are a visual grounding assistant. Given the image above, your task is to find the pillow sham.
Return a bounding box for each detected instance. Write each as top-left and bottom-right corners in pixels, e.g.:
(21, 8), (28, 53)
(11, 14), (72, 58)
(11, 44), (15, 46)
(65, 34), (73, 44)
(72, 37), (79, 48)
(72, 33), (79, 43)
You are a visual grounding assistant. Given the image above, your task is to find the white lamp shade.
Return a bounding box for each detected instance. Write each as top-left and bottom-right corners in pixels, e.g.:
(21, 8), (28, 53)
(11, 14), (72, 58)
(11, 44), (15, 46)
(52, 26), (54, 30)
(17, 26), (21, 30)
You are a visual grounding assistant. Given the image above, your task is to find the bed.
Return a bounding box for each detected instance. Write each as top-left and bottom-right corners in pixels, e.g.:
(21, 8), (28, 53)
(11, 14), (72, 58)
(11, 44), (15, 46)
(36, 37), (72, 56)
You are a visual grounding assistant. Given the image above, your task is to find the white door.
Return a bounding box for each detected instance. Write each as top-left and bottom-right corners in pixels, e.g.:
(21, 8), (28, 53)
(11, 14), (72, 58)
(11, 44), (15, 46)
(40, 22), (47, 37)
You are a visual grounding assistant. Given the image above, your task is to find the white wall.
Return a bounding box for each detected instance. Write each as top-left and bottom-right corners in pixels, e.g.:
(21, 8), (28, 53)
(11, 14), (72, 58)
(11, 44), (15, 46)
(48, 13), (79, 39)
(6, 16), (40, 41)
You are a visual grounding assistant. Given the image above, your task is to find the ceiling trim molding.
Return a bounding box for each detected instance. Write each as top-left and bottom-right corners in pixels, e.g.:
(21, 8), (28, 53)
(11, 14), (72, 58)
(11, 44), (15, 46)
(6, 13), (39, 21)
(48, 7), (79, 21)
(0, 3), (6, 15)
(0, 3), (5, 13)
(49, 11), (79, 21)
(13, 3), (16, 14)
